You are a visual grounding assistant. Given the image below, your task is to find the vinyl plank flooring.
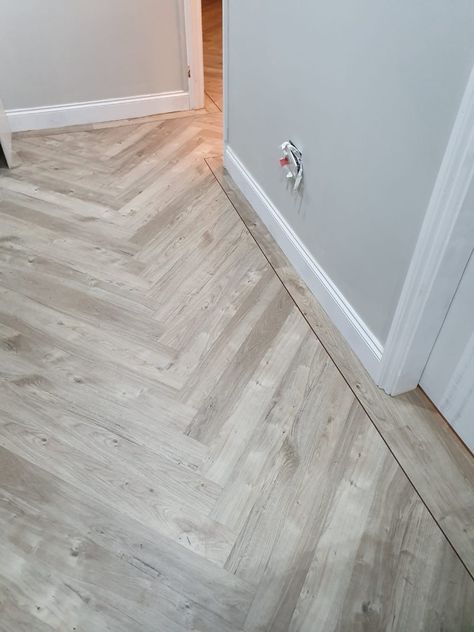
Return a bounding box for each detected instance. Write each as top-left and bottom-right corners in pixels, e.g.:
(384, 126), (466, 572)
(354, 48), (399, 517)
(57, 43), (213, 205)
(209, 155), (474, 579)
(0, 447), (254, 631)
(0, 106), (472, 630)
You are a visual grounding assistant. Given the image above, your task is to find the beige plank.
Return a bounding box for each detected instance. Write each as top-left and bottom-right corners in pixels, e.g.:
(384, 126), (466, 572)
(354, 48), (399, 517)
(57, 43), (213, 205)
(209, 156), (474, 577)
(0, 101), (471, 631)
(0, 446), (253, 631)
(0, 398), (234, 566)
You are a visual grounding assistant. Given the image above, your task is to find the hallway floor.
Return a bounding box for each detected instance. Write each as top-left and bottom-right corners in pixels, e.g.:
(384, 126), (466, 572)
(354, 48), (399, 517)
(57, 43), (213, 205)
(202, 0), (223, 111)
(0, 98), (473, 630)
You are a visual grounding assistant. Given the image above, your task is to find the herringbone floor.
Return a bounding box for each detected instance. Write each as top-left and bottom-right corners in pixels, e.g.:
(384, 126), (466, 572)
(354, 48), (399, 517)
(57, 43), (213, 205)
(2, 8), (474, 618)
(0, 103), (473, 631)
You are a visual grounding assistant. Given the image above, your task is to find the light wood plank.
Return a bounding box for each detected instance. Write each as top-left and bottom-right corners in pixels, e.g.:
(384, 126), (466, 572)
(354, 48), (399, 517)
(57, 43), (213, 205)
(209, 155), (474, 579)
(0, 102), (471, 630)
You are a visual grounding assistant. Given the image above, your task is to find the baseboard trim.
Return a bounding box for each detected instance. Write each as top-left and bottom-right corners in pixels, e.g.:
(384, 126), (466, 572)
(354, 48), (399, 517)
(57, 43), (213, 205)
(6, 91), (190, 132)
(224, 145), (383, 382)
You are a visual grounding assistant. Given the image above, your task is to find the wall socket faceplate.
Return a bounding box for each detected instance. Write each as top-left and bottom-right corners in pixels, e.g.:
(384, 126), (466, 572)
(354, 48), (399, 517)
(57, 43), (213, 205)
(280, 140), (303, 191)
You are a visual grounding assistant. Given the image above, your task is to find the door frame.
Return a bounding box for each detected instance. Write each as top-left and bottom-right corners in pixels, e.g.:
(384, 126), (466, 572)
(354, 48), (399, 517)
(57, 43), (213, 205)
(0, 98), (13, 168)
(223, 0), (229, 141)
(378, 63), (474, 396)
(184, 0), (205, 110)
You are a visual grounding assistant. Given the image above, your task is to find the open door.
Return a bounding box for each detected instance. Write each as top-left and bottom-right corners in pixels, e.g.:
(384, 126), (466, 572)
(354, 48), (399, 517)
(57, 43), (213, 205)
(420, 247), (474, 453)
(0, 98), (13, 168)
(184, 0), (205, 110)
(201, 0), (223, 111)
(184, 0), (225, 114)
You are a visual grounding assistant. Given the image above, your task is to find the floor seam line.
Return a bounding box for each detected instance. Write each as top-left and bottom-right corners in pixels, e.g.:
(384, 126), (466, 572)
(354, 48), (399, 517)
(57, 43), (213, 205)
(204, 156), (474, 583)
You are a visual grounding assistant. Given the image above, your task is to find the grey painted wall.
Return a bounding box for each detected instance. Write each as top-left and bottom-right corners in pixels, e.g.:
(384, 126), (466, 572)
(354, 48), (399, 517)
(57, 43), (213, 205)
(226, 0), (474, 343)
(0, 0), (187, 109)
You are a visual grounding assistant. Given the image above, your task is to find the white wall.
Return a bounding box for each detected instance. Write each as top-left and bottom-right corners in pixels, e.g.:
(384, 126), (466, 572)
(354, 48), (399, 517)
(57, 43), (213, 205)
(0, 0), (189, 128)
(225, 0), (474, 350)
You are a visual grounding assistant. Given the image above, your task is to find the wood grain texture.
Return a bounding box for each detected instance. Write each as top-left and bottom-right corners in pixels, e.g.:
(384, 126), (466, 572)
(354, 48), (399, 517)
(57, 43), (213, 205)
(209, 155), (474, 579)
(0, 104), (472, 630)
(202, 0), (223, 111)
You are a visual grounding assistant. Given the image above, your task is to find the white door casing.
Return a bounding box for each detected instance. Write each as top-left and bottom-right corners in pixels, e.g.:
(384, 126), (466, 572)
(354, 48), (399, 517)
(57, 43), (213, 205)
(420, 249), (474, 451)
(378, 64), (474, 396)
(0, 98), (13, 167)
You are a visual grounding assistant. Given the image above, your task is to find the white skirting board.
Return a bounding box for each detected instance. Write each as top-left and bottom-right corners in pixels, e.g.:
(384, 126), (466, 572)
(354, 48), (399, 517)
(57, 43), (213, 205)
(224, 145), (383, 382)
(6, 91), (190, 132)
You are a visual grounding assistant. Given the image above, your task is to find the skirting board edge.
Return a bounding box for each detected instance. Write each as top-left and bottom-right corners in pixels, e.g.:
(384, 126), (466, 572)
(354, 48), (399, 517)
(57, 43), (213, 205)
(224, 144), (383, 382)
(6, 91), (190, 132)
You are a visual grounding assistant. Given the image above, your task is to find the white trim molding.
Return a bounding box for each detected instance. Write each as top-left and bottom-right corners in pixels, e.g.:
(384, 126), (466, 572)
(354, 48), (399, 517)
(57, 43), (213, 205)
(6, 91), (190, 132)
(224, 145), (384, 381)
(223, 0), (229, 142)
(378, 64), (474, 396)
(184, 0), (205, 110)
(0, 97), (13, 167)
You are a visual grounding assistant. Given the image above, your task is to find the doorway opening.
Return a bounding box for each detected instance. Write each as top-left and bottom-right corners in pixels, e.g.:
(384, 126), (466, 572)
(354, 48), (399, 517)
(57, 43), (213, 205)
(201, 0), (223, 111)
